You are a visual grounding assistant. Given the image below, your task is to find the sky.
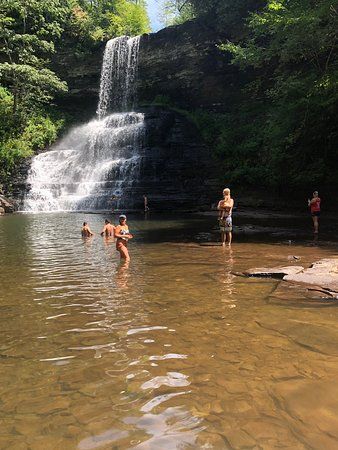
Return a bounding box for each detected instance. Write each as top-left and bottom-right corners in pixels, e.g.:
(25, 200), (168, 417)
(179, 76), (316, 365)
(146, 0), (164, 32)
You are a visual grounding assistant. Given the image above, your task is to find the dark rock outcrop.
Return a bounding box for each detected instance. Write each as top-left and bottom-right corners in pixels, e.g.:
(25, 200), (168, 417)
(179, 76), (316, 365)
(53, 19), (236, 116)
(2, 159), (31, 210)
(136, 106), (219, 210)
(0, 195), (15, 213)
(52, 40), (104, 120)
(138, 20), (236, 110)
(242, 266), (304, 279)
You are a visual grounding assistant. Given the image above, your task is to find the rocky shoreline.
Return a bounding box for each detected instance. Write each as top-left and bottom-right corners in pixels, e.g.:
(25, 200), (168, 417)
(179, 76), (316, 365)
(237, 258), (338, 300)
(0, 195), (15, 215)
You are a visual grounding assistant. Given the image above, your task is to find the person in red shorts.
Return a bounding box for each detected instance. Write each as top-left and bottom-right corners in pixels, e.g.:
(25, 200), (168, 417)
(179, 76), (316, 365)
(114, 215), (133, 261)
(308, 190), (321, 234)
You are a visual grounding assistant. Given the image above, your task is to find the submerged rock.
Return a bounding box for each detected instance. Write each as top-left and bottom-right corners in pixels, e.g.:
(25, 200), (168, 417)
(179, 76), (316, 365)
(272, 379), (338, 449)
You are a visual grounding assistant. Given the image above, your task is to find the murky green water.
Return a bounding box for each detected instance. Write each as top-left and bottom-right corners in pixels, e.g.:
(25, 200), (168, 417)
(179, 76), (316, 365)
(0, 213), (337, 449)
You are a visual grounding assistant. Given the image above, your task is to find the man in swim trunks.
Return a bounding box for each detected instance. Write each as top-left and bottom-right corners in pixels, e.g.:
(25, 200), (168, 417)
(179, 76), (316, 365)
(115, 214), (133, 261)
(101, 219), (115, 238)
(308, 190), (321, 234)
(81, 222), (94, 238)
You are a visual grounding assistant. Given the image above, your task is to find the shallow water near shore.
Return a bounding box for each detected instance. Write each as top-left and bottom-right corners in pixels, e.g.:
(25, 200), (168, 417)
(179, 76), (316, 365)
(0, 212), (338, 449)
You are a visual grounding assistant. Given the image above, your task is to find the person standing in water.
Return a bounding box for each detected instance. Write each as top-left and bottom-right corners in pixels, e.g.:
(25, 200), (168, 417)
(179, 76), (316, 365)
(111, 195), (118, 213)
(115, 214), (133, 261)
(81, 222), (94, 237)
(101, 219), (115, 238)
(143, 194), (149, 212)
(217, 188), (234, 246)
(308, 190), (321, 234)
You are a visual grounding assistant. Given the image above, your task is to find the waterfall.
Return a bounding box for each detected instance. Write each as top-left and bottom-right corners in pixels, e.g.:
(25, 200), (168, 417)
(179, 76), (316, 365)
(23, 36), (143, 212)
(97, 36), (140, 117)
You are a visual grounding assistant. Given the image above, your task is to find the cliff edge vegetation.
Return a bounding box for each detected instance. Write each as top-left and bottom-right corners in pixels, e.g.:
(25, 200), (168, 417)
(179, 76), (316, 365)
(162, 0), (338, 196)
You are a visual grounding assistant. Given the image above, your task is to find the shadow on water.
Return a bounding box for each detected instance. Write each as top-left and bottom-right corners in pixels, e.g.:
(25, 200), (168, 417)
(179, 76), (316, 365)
(131, 211), (338, 247)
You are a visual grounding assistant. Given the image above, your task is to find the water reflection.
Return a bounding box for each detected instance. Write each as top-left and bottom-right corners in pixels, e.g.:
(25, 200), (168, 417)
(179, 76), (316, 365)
(125, 406), (203, 449)
(0, 213), (338, 449)
(116, 260), (131, 290)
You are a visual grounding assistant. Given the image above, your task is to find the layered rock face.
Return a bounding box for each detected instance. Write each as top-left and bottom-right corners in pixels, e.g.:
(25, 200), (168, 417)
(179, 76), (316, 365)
(51, 40), (104, 120)
(53, 19), (233, 116)
(138, 20), (234, 110)
(13, 21), (228, 210)
(137, 107), (219, 210)
(0, 195), (15, 214)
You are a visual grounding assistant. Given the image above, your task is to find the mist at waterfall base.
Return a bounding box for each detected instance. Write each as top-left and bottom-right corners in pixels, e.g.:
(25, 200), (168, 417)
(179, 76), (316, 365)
(24, 36), (143, 212)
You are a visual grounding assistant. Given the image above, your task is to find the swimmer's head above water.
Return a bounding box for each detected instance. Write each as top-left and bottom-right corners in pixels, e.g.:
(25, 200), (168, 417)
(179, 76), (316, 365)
(119, 214), (127, 223)
(105, 219), (111, 224)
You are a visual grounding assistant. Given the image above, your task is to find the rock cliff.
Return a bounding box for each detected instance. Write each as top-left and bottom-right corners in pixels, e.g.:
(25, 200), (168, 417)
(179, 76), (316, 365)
(10, 20), (230, 210)
(138, 20), (235, 111)
(136, 106), (219, 210)
(53, 19), (235, 116)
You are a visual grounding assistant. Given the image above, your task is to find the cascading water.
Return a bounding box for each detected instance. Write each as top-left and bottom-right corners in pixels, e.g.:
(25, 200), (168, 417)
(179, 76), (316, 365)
(97, 36), (140, 117)
(24, 36), (143, 212)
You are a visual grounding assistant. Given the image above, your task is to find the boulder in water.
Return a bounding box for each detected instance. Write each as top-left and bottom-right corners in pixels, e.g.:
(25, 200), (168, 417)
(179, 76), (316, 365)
(284, 259), (338, 293)
(0, 195), (14, 213)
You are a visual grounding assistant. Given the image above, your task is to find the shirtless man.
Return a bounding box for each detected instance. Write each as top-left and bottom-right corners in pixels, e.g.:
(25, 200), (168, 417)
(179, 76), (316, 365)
(115, 214), (133, 261)
(81, 222), (94, 238)
(100, 219), (115, 238)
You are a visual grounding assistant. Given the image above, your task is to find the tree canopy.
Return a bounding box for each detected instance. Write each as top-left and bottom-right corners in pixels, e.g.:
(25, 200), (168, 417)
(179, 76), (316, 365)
(221, 0), (338, 191)
(167, 0), (338, 193)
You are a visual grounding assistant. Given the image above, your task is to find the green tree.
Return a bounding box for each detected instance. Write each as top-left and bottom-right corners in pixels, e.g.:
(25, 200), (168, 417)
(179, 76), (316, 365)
(107, 0), (150, 36)
(70, 0), (150, 41)
(0, 0), (69, 116)
(220, 0), (338, 190)
(0, 0), (69, 185)
(160, 0), (195, 26)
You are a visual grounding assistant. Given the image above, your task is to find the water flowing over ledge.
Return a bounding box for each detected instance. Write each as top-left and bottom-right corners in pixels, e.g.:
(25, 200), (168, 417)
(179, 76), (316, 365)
(23, 112), (144, 212)
(97, 36), (140, 117)
(23, 36), (143, 212)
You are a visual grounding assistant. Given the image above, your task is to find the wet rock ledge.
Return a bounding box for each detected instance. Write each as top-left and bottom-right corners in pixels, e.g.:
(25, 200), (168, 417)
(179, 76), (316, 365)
(239, 258), (338, 299)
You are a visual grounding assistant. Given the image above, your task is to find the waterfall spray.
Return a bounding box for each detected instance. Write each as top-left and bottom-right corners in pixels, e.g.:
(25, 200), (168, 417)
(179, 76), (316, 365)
(24, 36), (144, 212)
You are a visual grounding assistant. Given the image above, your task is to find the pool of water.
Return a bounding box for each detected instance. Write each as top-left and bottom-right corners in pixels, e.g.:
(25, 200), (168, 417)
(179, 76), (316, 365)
(0, 213), (337, 449)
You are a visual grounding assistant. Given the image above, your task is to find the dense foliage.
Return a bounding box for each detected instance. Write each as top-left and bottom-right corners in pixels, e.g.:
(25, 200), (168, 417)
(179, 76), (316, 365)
(166, 0), (337, 193)
(0, 0), (149, 187)
(220, 0), (338, 192)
